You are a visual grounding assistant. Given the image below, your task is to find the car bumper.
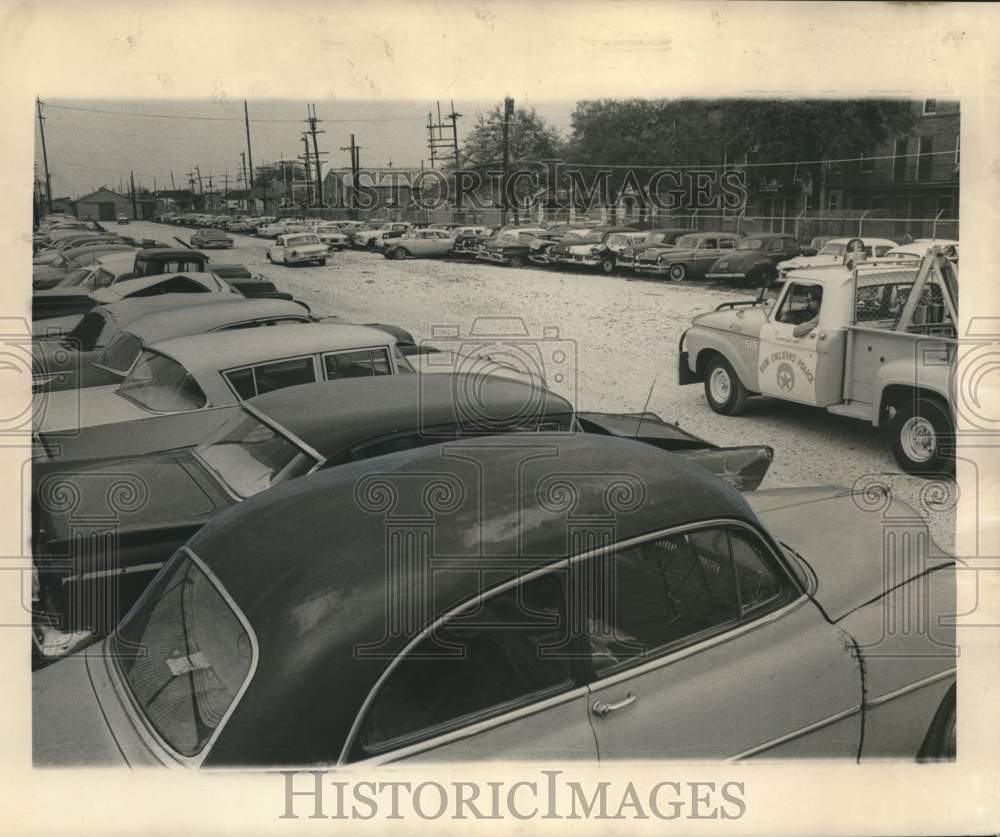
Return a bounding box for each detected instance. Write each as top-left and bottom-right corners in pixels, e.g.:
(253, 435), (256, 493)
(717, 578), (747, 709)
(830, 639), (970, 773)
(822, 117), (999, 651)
(677, 330), (701, 385)
(705, 272), (746, 280)
(478, 251), (509, 264)
(635, 263), (669, 274)
(285, 252), (327, 263)
(559, 255), (601, 267)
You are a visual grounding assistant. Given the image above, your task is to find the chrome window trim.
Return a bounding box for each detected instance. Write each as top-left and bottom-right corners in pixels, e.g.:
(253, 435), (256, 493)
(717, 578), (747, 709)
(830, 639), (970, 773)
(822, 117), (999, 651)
(220, 353), (322, 401)
(321, 344), (396, 378)
(341, 517), (800, 765)
(865, 667), (956, 710)
(338, 559), (572, 765)
(106, 546), (260, 769)
(116, 347), (212, 414)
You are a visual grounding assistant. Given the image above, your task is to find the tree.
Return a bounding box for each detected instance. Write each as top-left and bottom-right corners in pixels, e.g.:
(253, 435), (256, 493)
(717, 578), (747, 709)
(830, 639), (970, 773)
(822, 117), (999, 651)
(461, 103), (562, 168)
(715, 98), (916, 211)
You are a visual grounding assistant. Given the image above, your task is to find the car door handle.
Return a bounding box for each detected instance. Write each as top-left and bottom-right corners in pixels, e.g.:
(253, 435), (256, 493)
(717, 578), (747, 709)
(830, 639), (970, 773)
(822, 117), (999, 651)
(591, 692), (637, 717)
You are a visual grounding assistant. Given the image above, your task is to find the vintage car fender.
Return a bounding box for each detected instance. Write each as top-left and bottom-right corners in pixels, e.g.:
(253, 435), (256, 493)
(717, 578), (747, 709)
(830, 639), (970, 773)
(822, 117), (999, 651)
(871, 356), (952, 427)
(681, 307), (768, 391)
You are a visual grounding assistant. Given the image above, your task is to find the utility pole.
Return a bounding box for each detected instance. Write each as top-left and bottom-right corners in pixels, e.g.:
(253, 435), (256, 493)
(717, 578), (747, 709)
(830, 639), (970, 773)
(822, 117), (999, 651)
(195, 166), (204, 196)
(501, 96), (514, 225)
(36, 97), (53, 213)
(305, 103), (326, 206)
(300, 135), (312, 209)
(341, 134), (361, 212)
(207, 174), (214, 212)
(244, 100), (255, 189)
(170, 170), (177, 191)
(129, 170), (137, 220)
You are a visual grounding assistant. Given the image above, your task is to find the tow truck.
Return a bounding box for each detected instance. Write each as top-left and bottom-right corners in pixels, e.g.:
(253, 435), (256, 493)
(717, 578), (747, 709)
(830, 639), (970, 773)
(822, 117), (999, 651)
(678, 247), (959, 476)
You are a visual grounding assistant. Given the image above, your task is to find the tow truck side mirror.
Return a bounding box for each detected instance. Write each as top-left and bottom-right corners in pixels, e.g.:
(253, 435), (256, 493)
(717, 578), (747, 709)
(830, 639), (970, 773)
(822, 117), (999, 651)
(754, 286), (768, 304)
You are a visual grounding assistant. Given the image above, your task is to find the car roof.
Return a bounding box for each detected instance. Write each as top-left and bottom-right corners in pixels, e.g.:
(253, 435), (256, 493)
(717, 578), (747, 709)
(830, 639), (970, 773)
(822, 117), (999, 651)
(95, 293), (235, 326)
(124, 298), (312, 345)
(823, 237), (898, 246)
(95, 251), (138, 270)
(677, 230), (740, 237)
(149, 322), (396, 374)
(245, 372), (573, 459)
(740, 232), (791, 239)
(135, 248), (206, 259)
(190, 432), (754, 764)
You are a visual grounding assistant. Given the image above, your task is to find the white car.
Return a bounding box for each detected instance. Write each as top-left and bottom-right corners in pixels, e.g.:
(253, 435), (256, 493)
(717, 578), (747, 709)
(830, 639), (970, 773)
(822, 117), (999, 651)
(257, 218), (310, 238)
(267, 232), (329, 266)
(778, 237), (897, 278)
(883, 239), (959, 261)
(353, 222), (411, 248)
(34, 323), (407, 438)
(311, 223), (351, 250)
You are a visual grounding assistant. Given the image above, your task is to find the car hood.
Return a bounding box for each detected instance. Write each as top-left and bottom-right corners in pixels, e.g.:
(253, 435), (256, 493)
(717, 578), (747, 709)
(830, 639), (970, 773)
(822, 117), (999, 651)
(35, 384), (153, 434)
(33, 654), (127, 767)
(690, 304), (770, 337)
(747, 487), (953, 622)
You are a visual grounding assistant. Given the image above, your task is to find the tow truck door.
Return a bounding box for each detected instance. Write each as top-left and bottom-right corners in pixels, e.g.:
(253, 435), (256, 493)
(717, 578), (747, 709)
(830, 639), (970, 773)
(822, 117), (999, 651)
(757, 280), (825, 405)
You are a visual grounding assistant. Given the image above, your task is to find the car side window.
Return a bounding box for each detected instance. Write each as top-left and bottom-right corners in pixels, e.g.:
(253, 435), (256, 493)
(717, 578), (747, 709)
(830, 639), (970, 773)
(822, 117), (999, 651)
(775, 283), (823, 326)
(769, 239), (784, 253)
(356, 572), (573, 755)
(583, 529), (740, 676)
(730, 530), (784, 615)
(718, 239), (735, 250)
(225, 356), (317, 399)
(700, 238), (717, 249)
(324, 348), (392, 379)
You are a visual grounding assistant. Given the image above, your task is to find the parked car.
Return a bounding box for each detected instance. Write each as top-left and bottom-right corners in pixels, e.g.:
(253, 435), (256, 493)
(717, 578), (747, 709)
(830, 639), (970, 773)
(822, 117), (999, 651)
(353, 222), (411, 248)
(267, 232), (329, 266)
(451, 225), (493, 257)
(311, 223), (351, 251)
(132, 248), (209, 278)
(115, 214), (129, 224)
(679, 249), (958, 475)
(542, 227), (607, 265)
(616, 228), (690, 271)
(33, 245), (138, 290)
(384, 229), (455, 260)
(635, 231), (744, 281)
(32, 430), (956, 766)
(777, 237), (898, 279)
(257, 218), (310, 238)
(34, 323), (410, 445)
(32, 269), (240, 326)
(883, 239), (959, 262)
(705, 233), (802, 286)
(190, 228), (234, 249)
(32, 297), (315, 395)
(560, 229), (645, 274)
(478, 227), (549, 267)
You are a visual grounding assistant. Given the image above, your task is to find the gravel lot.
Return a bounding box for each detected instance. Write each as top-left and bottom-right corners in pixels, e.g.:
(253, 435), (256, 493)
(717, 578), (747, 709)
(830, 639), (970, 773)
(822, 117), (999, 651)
(128, 220), (957, 549)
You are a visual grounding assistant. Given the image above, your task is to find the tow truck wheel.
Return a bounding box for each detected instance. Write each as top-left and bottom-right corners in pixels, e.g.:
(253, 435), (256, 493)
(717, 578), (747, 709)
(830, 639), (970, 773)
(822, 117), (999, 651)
(669, 263), (687, 282)
(887, 397), (954, 477)
(704, 355), (749, 416)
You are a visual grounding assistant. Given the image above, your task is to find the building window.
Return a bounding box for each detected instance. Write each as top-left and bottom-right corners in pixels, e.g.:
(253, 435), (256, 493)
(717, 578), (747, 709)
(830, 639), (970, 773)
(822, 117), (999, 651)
(923, 99), (937, 115)
(827, 191), (840, 212)
(859, 152), (875, 173)
(892, 139), (908, 183)
(917, 137), (933, 181)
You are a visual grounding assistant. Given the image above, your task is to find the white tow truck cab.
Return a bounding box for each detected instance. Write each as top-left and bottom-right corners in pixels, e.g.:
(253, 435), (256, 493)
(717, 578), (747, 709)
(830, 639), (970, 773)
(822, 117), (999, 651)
(678, 247), (958, 476)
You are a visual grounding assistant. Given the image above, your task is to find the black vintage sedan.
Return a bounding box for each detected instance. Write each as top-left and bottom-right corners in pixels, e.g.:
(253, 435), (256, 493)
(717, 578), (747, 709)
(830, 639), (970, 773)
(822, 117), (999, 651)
(34, 433), (955, 766)
(31, 373), (771, 664)
(705, 233), (802, 286)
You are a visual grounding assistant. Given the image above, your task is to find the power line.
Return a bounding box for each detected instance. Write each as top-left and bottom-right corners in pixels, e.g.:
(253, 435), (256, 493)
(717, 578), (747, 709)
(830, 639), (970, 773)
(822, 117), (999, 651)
(42, 101), (425, 124)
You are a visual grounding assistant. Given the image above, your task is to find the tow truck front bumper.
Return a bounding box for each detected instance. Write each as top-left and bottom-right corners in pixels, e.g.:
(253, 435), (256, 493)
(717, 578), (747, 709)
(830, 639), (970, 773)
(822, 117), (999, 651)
(677, 329), (701, 385)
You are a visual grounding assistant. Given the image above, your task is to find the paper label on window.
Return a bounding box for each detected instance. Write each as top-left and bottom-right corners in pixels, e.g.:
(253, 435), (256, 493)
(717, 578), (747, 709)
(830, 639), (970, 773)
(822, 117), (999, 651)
(166, 651), (210, 676)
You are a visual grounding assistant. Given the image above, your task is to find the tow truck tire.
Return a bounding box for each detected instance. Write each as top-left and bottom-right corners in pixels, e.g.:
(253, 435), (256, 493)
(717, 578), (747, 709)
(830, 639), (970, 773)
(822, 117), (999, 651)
(749, 265), (777, 288)
(508, 254), (525, 268)
(887, 396), (954, 477)
(669, 263), (687, 282)
(600, 257), (616, 274)
(704, 355), (749, 416)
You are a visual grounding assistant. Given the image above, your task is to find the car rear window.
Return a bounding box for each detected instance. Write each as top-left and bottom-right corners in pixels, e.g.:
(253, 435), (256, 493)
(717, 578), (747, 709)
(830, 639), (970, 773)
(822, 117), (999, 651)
(118, 350), (208, 412)
(96, 332), (143, 373)
(113, 549), (255, 758)
(194, 411), (318, 498)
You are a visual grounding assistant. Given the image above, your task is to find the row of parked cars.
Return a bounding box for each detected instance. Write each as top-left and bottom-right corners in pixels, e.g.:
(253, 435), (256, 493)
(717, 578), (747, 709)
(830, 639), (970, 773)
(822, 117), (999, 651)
(29, 212), (957, 768)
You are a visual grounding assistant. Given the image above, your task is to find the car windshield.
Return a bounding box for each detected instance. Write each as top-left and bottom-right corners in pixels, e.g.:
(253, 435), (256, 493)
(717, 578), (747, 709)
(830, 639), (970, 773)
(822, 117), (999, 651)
(737, 238), (765, 250)
(96, 332), (143, 373)
(285, 235), (320, 246)
(194, 411), (318, 499)
(55, 267), (93, 288)
(112, 549), (254, 758)
(819, 242), (848, 256)
(117, 350), (208, 413)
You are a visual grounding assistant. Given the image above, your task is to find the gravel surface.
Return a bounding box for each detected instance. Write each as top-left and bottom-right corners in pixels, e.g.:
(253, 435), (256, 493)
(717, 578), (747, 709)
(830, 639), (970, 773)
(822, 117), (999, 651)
(128, 220), (957, 550)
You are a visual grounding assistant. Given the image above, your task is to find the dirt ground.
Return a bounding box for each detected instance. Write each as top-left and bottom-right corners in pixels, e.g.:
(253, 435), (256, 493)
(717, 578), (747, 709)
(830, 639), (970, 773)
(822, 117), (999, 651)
(130, 220), (957, 550)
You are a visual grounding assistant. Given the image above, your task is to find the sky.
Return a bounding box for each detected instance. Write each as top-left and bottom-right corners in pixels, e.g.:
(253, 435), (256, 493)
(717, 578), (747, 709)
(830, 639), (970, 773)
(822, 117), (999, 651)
(35, 98), (577, 199)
